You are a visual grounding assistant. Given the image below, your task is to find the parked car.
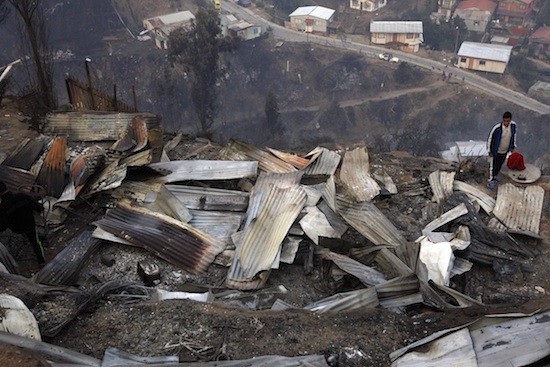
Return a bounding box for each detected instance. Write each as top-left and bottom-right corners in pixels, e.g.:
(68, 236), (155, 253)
(238, 0), (251, 7)
(389, 56), (399, 63)
(378, 53), (392, 61)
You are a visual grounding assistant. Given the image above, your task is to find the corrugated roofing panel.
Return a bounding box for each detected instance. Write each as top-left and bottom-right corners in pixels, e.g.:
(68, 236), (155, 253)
(289, 6), (335, 20)
(111, 116), (148, 152)
(165, 185), (249, 211)
(299, 206), (342, 245)
(370, 21), (423, 34)
(340, 147), (380, 202)
(0, 166), (37, 194)
(189, 209), (244, 246)
(322, 251), (386, 286)
(458, 41), (512, 62)
(149, 160), (258, 182)
(36, 137), (68, 198)
(337, 196), (407, 246)
(453, 180), (495, 214)
(428, 170), (455, 205)
(220, 140), (296, 173)
(304, 288), (379, 313)
(45, 112), (160, 142)
(156, 10), (195, 24)
(303, 147), (341, 176)
(422, 203), (468, 234)
(33, 229), (100, 286)
(1, 139), (45, 170)
(94, 203), (226, 274)
(226, 172), (305, 288)
(492, 184), (544, 235)
(266, 147), (318, 170)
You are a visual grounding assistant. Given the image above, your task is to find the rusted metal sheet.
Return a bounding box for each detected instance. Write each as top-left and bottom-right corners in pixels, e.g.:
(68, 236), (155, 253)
(69, 146), (106, 194)
(33, 229), (100, 286)
(150, 160), (258, 183)
(81, 160), (127, 198)
(299, 206), (342, 245)
(220, 140), (297, 173)
(0, 166), (37, 194)
(36, 137), (68, 198)
(1, 138), (45, 170)
(490, 184), (544, 236)
(340, 147), (380, 202)
(189, 209), (244, 246)
(94, 203), (226, 274)
(337, 196), (407, 246)
(226, 172), (306, 289)
(120, 149), (152, 167)
(45, 112), (160, 142)
(111, 116), (148, 152)
(428, 170), (455, 205)
(148, 185), (192, 223)
(66, 76), (135, 113)
(303, 147), (341, 176)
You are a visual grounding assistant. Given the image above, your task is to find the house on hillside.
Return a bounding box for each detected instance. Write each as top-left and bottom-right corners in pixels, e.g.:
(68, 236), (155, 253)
(370, 21), (423, 52)
(456, 41), (513, 73)
(349, 0), (387, 12)
(454, 0), (497, 33)
(287, 6), (336, 34)
(143, 10), (195, 49)
(529, 27), (550, 59)
(221, 14), (262, 41)
(495, 0), (538, 26)
(436, 0), (458, 20)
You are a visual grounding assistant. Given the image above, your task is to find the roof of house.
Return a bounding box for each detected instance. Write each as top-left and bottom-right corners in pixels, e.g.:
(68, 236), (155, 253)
(370, 21), (423, 34)
(456, 0), (497, 12)
(458, 41), (513, 62)
(531, 27), (550, 41)
(147, 10), (195, 25)
(289, 6), (335, 20)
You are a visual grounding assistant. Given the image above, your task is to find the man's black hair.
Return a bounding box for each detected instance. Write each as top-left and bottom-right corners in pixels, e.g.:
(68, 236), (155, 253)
(503, 111), (512, 119)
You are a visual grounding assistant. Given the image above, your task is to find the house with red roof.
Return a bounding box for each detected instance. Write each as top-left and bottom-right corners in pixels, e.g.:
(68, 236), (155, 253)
(529, 27), (550, 59)
(495, 0), (538, 26)
(454, 0), (497, 32)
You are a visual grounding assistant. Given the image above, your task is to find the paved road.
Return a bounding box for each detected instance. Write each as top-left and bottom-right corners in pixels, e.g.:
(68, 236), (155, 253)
(222, 1), (550, 115)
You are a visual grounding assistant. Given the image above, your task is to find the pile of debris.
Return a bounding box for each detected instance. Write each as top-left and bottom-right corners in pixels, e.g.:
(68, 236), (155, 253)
(0, 111), (548, 366)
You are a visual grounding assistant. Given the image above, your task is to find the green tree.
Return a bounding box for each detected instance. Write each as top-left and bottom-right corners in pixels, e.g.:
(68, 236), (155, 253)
(265, 89), (282, 135)
(8, 0), (56, 112)
(169, 8), (237, 135)
(423, 16), (467, 51)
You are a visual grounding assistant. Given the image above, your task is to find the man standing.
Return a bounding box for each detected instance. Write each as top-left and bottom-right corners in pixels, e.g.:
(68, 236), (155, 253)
(486, 111), (517, 190)
(0, 181), (45, 264)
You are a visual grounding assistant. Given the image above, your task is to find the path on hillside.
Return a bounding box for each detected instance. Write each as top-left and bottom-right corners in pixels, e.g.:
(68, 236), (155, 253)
(222, 1), (550, 115)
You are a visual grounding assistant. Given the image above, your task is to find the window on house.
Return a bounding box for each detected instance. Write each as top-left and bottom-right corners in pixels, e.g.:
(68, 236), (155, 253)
(479, 60), (486, 65)
(460, 57), (467, 63)
(406, 33), (414, 39)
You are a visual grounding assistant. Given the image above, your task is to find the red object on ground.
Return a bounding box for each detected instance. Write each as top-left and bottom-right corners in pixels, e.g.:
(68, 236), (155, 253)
(507, 152), (526, 170)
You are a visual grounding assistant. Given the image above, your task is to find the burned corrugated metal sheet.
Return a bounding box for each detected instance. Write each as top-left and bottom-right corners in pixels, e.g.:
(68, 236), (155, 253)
(266, 146), (320, 169)
(340, 147), (380, 202)
(299, 206), (342, 245)
(373, 169), (398, 194)
(148, 185), (192, 223)
(112, 180), (162, 202)
(36, 137), (68, 198)
(453, 180), (495, 214)
(490, 184), (544, 236)
(94, 203), (226, 274)
(375, 275), (421, 309)
(165, 185), (249, 212)
(375, 248), (414, 277)
(428, 170), (455, 205)
(303, 147), (341, 176)
(45, 112), (160, 142)
(317, 201), (349, 238)
(120, 149), (152, 167)
(322, 175), (337, 211)
(0, 242), (20, 274)
(0, 166), (37, 194)
(66, 75), (136, 113)
(111, 116), (148, 152)
(171, 354), (330, 366)
(304, 288), (379, 313)
(150, 160), (258, 183)
(422, 203), (468, 235)
(322, 251), (386, 286)
(188, 209), (244, 246)
(337, 196), (407, 246)
(33, 229), (100, 286)
(69, 146), (106, 193)
(1, 138), (45, 170)
(81, 160), (127, 198)
(226, 172), (306, 289)
(220, 140), (297, 173)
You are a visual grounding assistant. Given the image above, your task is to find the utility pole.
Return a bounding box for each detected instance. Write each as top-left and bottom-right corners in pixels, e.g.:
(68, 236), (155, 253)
(454, 26), (460, 56)
(84, 58), (96, 110)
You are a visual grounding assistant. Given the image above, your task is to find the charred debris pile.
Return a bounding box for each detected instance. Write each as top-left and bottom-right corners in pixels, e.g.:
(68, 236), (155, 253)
(0, 111), (547, 366)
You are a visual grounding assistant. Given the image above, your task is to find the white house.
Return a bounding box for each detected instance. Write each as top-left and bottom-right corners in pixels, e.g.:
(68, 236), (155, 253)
(288, 6), (336, 34)
(143, 11), (195, 49)
(221, 14), (262, 41)
(370, 21), (424, 52)
(456, 42), (513, 74)
(349, 0), (387, 12)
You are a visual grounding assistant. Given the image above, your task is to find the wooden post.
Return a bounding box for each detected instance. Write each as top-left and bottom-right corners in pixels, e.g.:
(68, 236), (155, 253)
(132, 85), (137, 112)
